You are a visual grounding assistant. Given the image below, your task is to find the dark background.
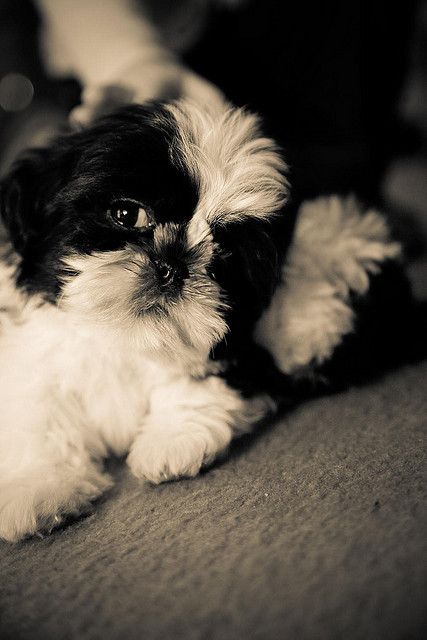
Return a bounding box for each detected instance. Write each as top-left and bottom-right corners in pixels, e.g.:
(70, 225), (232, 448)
(1, 0), (426, 204)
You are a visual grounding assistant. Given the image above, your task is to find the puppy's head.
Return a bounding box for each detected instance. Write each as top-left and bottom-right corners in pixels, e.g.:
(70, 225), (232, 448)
(0, 100), (288, 365)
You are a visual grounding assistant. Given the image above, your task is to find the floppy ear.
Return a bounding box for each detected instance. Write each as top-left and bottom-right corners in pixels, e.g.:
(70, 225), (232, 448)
(212, 213), (294, 337)
(0, 151), (49, 256)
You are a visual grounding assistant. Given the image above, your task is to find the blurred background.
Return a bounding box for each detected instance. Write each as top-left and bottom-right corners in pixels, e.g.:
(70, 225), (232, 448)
(1, 0), (427, 292)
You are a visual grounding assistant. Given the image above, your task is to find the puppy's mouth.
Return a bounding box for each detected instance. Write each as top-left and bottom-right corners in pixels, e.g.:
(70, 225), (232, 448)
(59, 226), (223, 349)
(59, 241), (227, 354)
(130, 227), (214, 314)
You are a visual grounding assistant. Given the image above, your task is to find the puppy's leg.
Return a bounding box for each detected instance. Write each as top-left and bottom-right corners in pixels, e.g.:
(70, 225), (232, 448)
(127, 375), (272, 484)
(0, 393), (112, 543)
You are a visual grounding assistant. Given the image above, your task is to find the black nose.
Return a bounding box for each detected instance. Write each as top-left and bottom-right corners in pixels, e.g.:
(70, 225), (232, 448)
(154, 259), (188, 288)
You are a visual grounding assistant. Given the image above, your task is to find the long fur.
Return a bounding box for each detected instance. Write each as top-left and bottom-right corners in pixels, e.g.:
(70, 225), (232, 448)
(0, 99), (286, 542)
(0, 99), (413, 542)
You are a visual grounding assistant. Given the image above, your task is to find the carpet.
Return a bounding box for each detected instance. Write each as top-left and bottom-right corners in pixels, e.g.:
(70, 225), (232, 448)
(1, 359), (426, 640)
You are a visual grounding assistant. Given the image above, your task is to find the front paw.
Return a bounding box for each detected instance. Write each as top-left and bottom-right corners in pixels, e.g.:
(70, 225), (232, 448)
(127, 427), (231, 484)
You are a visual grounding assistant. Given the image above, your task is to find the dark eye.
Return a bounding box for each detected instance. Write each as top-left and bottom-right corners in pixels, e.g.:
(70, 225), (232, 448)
(108, 200), (154, 230)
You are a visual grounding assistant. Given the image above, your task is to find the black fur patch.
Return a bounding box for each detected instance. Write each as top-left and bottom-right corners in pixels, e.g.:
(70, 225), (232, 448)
(318, 261), (426, 388)
(212, 200), (299, 394)
(0, 104), (199, 299)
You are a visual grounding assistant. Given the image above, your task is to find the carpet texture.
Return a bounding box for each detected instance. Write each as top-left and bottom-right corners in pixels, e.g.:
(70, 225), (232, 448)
(0, 361), (426, 640)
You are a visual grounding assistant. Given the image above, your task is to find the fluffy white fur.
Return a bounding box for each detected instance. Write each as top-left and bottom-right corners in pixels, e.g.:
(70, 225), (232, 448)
(0, 218), (274, 543)
(255, 195), (401, 373)
(0, 101), (397, 544)
(0, 277), (271, 542)
(60, 237), (226, 375)
(168, 101), (289, 227)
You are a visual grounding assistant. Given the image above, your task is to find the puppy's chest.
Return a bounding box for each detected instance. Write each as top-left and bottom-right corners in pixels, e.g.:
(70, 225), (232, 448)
(66, 336), (160, 441)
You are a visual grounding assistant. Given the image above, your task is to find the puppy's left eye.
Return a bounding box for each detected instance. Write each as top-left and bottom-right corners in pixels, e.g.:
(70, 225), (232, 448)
(108, 200), (154, 230)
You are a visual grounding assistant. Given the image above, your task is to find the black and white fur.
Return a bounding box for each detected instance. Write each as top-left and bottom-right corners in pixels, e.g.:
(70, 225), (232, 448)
(0, 99), (411, 542)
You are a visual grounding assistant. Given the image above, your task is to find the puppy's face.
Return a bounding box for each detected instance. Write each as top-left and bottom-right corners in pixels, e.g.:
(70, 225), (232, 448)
(0, 101), (288, 364)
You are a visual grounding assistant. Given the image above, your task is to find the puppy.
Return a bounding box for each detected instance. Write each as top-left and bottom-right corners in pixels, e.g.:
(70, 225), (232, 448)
(0, 99), (411, 543)
(0, 99), (290, 542)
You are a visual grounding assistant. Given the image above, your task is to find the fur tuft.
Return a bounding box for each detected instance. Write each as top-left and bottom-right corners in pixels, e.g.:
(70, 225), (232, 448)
(255, 195), (401, 373)
(167, 100), (289, 226)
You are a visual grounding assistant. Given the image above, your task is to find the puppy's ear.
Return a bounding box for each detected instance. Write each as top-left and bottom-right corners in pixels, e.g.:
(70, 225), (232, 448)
(0, 152), (46, 255)
(213, 215), (292, 332)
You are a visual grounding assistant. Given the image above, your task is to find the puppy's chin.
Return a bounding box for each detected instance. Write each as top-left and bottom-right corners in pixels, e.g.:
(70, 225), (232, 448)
(59, 246), (228, 367)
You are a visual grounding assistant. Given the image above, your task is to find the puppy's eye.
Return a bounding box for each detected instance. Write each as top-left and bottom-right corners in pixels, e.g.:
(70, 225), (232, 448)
(108, 200), (154, 230)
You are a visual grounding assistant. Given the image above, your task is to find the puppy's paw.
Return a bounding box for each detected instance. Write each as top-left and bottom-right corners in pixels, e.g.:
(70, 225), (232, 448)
(0, 467), (112, 543)
(127, 427), (231, 484)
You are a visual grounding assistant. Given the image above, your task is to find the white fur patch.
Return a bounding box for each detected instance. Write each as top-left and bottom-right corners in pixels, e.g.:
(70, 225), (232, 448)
(60, 243), (227, 374)
(167, 99), (289, 226)
(254, 195), (401, 373)
(0, 277), (268, 540)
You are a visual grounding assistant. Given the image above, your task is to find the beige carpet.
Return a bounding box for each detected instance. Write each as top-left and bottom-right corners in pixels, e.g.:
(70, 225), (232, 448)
(0, 358), (426, 640)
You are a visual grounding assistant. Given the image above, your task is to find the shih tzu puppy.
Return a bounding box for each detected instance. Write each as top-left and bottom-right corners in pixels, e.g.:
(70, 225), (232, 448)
(0, 98), (411, 542)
